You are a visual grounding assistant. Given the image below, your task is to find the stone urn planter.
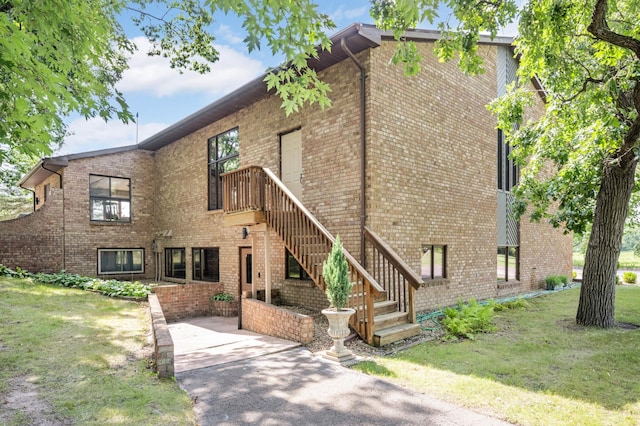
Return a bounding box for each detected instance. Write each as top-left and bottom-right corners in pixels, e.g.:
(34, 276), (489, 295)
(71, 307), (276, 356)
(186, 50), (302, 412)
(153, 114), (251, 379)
(322, 307), (355, 363)
(321, 236), (356, 364)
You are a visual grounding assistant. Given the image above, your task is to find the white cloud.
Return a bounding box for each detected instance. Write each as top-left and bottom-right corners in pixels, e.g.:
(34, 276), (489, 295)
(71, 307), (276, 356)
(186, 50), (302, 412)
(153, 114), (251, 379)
(118, 37), (265, 98)
(56, 117), (168, 156)
(331, 5), (369, 22)
(218, 24), (245, 45)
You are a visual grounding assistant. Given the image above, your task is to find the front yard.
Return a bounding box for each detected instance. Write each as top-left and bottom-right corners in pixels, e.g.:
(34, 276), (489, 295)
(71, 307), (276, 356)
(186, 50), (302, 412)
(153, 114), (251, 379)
(0, 277), (195, 425)
(354, 287), (640, 425)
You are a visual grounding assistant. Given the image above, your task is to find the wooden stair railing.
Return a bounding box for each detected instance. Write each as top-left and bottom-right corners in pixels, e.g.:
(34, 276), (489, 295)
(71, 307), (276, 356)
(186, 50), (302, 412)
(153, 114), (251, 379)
(363, 227), (423, 324)
(223, 166), (385, 344)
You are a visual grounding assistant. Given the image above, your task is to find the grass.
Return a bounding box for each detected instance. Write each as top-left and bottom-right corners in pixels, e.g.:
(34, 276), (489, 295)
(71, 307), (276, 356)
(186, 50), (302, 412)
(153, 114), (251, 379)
(353, 287), (640, 426)
(573, 250), (640, 269)
(0, 277), (196, 425)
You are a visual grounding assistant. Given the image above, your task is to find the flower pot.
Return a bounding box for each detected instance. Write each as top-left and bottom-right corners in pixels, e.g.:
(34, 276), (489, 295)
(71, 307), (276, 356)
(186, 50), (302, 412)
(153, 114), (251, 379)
(322, 308), (355, 363)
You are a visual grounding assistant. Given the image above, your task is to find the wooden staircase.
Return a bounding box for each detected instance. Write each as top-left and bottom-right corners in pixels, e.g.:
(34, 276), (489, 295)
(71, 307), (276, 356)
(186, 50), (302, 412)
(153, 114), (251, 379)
(223, 166), (421, 346)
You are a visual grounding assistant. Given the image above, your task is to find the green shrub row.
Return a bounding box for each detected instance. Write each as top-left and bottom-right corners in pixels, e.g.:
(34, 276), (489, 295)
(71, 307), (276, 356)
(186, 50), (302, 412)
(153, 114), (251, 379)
(0, 265), (154, 299)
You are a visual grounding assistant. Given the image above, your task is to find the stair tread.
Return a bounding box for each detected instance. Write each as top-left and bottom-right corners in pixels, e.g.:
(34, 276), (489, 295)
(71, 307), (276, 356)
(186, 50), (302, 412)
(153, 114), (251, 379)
(374, 311), (408, 321)
(374, 322), (421, 337)
(373, 300), (397, 307)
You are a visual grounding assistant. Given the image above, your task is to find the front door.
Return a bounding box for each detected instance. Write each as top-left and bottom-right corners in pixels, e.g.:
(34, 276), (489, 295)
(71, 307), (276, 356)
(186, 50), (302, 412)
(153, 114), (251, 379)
(281, 130), (302, 200)
(240, 247), (252, 294)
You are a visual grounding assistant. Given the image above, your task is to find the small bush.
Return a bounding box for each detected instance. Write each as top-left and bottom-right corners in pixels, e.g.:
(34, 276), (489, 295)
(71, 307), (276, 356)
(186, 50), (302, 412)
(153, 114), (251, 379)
(210, 292), (234, 302)
(545, 275), (568, 290)
(491, 298), (528, 311)
(623, 271), (637, 284)
(441, 298), (496, 340)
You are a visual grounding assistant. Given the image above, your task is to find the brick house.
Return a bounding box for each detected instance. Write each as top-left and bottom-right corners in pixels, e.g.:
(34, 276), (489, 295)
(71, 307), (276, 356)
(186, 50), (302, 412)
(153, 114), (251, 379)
(0, 24), (572, 346)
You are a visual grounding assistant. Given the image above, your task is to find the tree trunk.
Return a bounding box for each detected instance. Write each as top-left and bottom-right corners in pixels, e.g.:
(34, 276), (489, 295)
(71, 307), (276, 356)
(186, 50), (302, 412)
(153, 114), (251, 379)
(576, 156), (637, 327)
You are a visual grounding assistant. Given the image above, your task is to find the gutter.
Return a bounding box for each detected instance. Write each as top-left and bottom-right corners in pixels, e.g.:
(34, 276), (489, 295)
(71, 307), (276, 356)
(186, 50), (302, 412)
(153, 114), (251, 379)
(340, 37), (367, 265)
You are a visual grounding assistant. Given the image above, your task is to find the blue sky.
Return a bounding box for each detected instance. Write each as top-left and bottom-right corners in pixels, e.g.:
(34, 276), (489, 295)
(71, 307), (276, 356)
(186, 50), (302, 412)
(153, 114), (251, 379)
(57, 1), (516, 155)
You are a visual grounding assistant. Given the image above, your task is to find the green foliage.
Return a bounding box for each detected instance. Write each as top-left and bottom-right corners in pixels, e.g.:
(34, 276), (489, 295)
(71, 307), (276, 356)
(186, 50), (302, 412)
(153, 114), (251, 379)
(490, 298), (528, 312)
(0, 265), (153, 298)
(441, 298), (497, 340)
(210, 292), (234, 302)
(545, 275), (568, 290)
(622, 271), (637, 284)
(322, 235), (353, 310)
(0, 0), (219, 170)
(371, 0), (518, 75)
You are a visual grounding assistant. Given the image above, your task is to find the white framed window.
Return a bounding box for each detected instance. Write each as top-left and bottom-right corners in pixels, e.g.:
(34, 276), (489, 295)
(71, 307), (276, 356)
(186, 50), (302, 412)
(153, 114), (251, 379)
(98, 249), (144, 274)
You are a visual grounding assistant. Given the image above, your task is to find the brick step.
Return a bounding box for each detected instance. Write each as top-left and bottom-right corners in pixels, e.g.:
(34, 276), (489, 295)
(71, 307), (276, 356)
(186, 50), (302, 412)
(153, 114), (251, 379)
(373, 323), (421, 347)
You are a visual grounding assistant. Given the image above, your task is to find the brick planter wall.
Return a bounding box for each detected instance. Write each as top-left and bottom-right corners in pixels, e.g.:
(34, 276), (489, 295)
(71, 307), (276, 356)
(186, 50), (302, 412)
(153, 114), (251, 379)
(241, 298), (313, 344)
(148, 294), (174, 378)
(210, 300), (239, 317)
(153, 282), (223, 321)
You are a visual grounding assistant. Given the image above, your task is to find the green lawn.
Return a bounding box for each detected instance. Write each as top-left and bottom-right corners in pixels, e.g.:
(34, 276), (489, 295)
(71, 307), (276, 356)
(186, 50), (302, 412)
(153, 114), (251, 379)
(573, 250), (640, 269)
(0, 277), (195, 425)
(354, 287), (640, 426)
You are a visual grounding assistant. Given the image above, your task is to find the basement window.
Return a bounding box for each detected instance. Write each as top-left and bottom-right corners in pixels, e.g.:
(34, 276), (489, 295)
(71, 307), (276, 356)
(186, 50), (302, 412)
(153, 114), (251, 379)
(192, 247), (220, 282)
(285, 249), (311, 280)
(421, 245), (446, 280)
(497, 246), (519, 281)
(98, 249), (144, 274)
(165, 248), (186, 279)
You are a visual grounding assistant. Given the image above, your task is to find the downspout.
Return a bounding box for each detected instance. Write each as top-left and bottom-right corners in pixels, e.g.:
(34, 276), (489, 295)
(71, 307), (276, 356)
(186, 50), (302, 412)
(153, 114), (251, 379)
(340, 37), (367, 265)
(19, 184), (36, 212)
(41, 163), (65, 270)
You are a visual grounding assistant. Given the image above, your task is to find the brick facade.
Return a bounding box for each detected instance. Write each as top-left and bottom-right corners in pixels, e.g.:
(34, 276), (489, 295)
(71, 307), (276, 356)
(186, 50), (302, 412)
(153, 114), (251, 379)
(1, 27), (572, 319)
(0, 187), (64, 272)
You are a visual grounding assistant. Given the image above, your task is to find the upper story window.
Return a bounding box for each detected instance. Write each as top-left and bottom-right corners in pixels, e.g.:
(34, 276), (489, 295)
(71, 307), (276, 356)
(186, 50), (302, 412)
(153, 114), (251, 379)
(421, 245), (446, 280)
(208, 128), (239, 210)
(497, 129), (518, 192)
(89, 174), (131, 222)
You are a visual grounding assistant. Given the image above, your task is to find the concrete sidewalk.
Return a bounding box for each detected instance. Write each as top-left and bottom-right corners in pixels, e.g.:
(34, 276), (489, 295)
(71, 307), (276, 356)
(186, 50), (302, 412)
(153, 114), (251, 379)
(169, 316), (513, 426)
(168, 316), (301, 373)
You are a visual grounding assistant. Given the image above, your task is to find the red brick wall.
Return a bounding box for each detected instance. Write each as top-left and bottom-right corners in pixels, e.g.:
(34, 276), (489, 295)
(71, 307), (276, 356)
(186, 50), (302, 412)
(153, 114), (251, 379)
(241, 298), (313, 344)
(0, 187), (64, 272)
(153, 282), (223, 321)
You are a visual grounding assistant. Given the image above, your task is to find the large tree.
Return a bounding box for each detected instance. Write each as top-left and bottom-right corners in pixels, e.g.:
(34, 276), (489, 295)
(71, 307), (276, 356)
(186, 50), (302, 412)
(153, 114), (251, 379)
(373, 0), (640, 327)
(0, 0), (333, 166)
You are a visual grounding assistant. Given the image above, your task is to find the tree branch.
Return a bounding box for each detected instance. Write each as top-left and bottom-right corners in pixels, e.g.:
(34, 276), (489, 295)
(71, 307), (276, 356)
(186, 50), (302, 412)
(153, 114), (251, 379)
(588, 0), (640, 59)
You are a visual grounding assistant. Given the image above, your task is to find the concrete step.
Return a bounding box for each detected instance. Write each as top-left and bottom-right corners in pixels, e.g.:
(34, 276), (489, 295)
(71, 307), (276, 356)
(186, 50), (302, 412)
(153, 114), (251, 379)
(373, 323), (422, 347)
